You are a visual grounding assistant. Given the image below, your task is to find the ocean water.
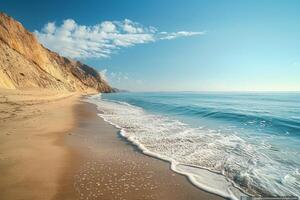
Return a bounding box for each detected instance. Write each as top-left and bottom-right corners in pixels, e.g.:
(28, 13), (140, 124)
(86, 92), (300, 199)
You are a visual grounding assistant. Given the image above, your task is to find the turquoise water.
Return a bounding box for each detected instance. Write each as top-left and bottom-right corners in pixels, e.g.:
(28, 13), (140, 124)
(88, 92), (300, 198)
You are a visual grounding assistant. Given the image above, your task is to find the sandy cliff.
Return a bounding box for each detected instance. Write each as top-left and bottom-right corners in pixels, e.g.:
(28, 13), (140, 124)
(0, 13), (113, 93)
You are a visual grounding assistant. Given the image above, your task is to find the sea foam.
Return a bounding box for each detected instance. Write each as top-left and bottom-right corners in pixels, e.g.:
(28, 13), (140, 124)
(85, 94), (300, 199)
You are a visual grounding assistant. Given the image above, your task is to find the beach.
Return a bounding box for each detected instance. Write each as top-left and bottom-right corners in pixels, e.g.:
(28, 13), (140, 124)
(0, 89), (223, 200)
(0, 89), (78, 199)
(1, 2), (299, 199)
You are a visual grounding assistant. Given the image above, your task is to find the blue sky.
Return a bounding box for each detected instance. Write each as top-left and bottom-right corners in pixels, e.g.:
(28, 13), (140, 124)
(1, 0), (300, 91)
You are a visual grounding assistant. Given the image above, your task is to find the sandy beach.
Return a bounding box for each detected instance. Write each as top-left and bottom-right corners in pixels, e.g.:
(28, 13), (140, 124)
(0, 89), (79, 199)
(1, 2), (299, 198)
(0, 89), (223, 200)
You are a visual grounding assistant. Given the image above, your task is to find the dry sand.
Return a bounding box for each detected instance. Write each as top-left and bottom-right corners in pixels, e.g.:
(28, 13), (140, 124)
(0, 89), (224, 200)
(0, 89), (78, 200)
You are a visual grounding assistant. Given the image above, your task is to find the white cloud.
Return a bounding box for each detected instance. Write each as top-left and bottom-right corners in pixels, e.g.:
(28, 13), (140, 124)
(35, 19), (204, 59)
(101, 21), (116, 33)
(158, 31), (204, 40)
(110, 71), (129, 82)
(99, 69), (108, 81)
(99, 69), (129, 83)
(43, 22), (56, 34)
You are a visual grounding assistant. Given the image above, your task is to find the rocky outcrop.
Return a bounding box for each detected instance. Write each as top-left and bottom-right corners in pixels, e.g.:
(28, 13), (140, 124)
(0, 13), (113, 93)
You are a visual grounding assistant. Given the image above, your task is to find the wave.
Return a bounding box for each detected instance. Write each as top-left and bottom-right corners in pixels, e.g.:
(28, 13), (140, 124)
(122, 98), (300, 136)
(85, 94), (300, 199)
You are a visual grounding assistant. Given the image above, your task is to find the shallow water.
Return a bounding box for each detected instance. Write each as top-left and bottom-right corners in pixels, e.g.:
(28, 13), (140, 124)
(87, 92), (300, 199)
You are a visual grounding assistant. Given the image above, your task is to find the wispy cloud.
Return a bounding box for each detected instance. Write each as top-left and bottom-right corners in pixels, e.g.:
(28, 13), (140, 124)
(99, 69), (130, 83)
(158, 31), (203, 40)
(34, 19), (204, 59)
(110, 71), (129, 82)
(99, 69), (108, 81)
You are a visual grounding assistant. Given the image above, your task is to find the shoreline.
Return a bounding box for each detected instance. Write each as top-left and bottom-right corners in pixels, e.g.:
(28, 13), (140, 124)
(86, 95), (246, 200)
(61, 100), (224, 199)
(0, 89), (224, 200)
(99, 114), (235, 199)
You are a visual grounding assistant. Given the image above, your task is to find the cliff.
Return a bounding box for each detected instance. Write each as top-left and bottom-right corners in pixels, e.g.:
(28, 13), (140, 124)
(0, 13), (113, 93)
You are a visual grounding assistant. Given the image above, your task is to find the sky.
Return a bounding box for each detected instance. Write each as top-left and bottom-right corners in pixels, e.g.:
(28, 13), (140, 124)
(1, 0), (300, 91)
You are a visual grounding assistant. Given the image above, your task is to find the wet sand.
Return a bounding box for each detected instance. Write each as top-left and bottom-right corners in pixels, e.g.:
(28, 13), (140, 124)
(0, 89), (224, 200)
(56, 101), (224, 200)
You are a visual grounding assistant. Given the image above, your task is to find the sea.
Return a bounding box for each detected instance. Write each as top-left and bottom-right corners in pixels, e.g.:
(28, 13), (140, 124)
(86, 92), (300, 200)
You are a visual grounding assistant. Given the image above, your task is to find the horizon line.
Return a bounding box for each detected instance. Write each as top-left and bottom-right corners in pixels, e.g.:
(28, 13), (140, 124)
(115, 90), (300, 93)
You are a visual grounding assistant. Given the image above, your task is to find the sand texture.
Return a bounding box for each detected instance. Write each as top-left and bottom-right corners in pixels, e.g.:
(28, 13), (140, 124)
(0, 89), (223, 200)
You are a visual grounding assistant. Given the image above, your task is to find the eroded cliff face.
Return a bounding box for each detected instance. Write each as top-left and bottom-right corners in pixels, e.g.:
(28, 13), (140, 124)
(0, 13), (113, 93)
